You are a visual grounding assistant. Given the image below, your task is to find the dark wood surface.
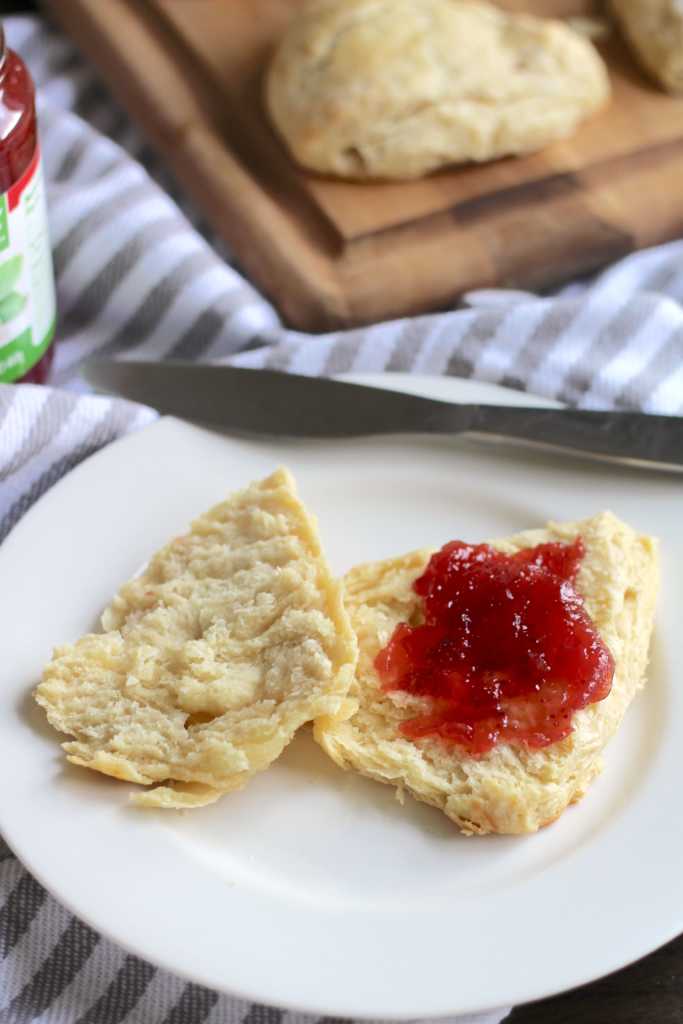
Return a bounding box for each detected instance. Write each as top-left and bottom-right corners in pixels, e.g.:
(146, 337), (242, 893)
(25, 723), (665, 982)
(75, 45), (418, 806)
(8, 0), (683, 1018)
(510, 933), (683, 1023)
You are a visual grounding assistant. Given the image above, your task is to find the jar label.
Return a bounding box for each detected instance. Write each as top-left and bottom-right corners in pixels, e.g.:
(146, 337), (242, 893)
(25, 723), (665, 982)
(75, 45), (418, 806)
(0, 144), (56, 383)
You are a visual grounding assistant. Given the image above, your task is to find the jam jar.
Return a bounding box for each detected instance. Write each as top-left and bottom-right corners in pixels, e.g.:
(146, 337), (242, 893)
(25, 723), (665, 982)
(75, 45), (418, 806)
(0, 24), (56, 384)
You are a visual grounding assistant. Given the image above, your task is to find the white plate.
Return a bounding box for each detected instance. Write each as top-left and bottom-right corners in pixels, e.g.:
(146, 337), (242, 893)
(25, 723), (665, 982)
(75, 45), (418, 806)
(0, 374), (680, 1020)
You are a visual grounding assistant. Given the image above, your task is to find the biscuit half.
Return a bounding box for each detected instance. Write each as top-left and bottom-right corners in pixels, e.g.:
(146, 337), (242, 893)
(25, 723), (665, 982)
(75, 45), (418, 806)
(36, 468), (357, 808)
(315, 512), (658, 834)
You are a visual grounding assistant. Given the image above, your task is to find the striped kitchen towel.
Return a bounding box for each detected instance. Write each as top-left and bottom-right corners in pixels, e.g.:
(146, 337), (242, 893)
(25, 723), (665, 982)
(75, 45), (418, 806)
(1, 12), (682, 1024)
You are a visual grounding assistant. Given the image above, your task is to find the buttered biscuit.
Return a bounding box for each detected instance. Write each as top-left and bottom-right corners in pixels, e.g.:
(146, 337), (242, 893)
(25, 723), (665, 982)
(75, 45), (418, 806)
(265, 0), (610, 180)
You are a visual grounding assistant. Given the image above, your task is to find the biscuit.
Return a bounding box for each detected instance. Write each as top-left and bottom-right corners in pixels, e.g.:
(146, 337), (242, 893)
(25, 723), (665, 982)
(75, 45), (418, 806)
(612, 0), (683, 94)
(36, 468), (357, 808)
(315, 512), (658, 834)
(265, 0), (610, 180)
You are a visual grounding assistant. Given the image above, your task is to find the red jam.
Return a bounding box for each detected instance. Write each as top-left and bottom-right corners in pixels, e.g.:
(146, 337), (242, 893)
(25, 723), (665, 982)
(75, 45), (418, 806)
(375, 538), (614, 755)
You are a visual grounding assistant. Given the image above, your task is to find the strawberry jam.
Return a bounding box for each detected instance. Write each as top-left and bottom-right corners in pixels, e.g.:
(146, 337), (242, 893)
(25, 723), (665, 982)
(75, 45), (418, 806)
(375, 538), (614, 755)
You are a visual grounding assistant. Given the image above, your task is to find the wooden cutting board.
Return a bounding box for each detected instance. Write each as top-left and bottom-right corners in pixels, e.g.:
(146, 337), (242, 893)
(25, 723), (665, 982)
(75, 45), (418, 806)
(47, 0), (683, 330)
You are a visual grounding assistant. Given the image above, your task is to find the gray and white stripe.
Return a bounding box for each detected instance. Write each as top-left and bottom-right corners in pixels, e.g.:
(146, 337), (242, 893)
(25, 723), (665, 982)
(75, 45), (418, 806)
(1, 12), (682, 1024)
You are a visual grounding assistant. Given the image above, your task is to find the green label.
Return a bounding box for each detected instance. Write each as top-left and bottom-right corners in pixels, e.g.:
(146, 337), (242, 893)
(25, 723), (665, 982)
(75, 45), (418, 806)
(0, 316), (55, 383)
(0, 254), (24, 302)
(0, 195), (9, 254)
(0, 149), (57, 382)
(0, 324), (32, 381)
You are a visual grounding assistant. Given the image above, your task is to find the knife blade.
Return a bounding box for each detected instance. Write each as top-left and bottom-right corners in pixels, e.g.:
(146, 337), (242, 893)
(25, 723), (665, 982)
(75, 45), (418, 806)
(82, 359), (683, 473)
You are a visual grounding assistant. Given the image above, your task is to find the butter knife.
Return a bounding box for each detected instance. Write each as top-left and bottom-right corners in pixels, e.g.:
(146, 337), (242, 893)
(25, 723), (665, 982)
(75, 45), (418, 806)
(83, 359), (683, 473)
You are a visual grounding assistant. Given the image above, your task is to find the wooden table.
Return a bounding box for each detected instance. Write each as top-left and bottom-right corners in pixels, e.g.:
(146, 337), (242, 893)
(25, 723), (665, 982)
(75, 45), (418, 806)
(8, 0), (682, 1018)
